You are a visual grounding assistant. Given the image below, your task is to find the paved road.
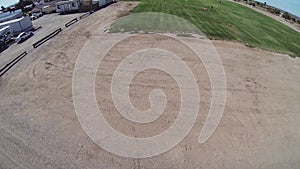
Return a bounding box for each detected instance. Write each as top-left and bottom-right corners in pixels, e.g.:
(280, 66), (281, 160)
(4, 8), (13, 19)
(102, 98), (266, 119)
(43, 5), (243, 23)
(0, 13), (82, 69)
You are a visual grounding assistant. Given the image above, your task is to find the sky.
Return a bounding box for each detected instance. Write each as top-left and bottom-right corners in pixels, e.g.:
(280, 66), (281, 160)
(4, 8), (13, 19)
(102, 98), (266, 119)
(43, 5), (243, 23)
(256, 0), (300, 17)
(0, 0), (19, 8)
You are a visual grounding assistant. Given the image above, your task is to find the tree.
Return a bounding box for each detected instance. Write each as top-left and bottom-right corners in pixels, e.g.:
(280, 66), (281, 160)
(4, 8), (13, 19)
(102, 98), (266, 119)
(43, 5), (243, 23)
(282, 12), (291, 20)
(15, 0), (34, 11)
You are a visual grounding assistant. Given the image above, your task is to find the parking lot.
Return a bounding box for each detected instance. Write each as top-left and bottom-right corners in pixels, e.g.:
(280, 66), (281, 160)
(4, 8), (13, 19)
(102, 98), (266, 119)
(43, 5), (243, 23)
(0, 13), (82, 69)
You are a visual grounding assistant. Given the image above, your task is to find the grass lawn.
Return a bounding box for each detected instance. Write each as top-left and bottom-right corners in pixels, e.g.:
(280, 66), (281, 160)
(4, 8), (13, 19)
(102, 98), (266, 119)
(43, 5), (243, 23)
(117, 0), (300, 57)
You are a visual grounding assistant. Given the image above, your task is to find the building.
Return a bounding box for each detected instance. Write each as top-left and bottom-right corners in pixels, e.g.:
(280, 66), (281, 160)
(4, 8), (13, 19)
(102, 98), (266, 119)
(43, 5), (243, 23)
(32, 0), (61, 14)
(79, 0), (99, 12)
(0, 17), (33, 36)
(55, 0), (115, 14)
(0, 9), (23, 23)
(55, 0), (81, 14)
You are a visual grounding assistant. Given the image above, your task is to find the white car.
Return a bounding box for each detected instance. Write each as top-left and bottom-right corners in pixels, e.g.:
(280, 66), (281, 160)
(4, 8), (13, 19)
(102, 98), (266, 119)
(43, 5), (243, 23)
(34, 12), (43, 17)
(30, 15), (37, 20)
(16, 31), (33, 43)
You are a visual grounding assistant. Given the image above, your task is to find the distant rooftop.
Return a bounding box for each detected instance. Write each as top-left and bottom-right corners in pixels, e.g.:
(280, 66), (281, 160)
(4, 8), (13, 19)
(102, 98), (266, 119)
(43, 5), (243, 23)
(0, 17), (27, 28)
(0, 9), (23, 23)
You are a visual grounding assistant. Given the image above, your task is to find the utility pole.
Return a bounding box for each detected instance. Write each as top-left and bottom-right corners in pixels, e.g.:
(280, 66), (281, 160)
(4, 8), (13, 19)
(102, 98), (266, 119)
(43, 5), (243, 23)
(90, 0), (92, 13)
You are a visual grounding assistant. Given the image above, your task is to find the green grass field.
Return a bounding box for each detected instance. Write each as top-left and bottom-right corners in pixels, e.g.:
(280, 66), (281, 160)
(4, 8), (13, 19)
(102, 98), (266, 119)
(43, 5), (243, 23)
(118, 0), (300, 57)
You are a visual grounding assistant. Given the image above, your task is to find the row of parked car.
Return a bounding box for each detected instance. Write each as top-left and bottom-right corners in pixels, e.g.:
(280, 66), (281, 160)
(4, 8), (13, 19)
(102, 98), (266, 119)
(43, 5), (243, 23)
(30, 12), (43, 21)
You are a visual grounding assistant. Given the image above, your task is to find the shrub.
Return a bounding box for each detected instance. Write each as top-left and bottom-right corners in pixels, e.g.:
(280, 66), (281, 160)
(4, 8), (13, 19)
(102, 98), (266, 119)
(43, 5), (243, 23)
(282, 12), (291, 20)
(269, 8), (281, 15)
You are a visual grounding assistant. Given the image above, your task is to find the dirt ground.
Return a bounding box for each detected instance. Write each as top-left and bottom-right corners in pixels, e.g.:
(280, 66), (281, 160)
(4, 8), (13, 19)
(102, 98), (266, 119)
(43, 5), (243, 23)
(0, 1), (299, 169)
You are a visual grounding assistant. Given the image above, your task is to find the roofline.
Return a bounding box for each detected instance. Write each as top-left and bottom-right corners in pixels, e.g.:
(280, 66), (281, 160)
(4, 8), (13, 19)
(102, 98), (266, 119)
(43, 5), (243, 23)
(56, 0), (79, 5)
(0, 17), (29, 26)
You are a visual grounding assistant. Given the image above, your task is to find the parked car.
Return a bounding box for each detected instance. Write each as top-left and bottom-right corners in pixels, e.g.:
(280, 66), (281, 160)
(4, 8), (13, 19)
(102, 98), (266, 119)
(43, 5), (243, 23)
(15, 31), (33, 43)
(30, 15), (37, 20)
(33, 12), (43, 18)
(30, 12), (43, 20)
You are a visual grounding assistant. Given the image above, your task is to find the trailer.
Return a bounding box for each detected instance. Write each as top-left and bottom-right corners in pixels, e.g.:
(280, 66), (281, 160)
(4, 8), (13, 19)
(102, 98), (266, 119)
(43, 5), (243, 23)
(0, 17), (33, 36)
(55, 0), (115, 14)
(0, 9), (23, 23)
(56, 0), (81, 14)
(79, 0), (99, 12)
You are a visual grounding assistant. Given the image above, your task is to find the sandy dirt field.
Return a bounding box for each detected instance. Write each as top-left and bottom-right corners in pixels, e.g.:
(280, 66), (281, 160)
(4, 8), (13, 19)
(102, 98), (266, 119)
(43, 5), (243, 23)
(0, 1), (299, 169)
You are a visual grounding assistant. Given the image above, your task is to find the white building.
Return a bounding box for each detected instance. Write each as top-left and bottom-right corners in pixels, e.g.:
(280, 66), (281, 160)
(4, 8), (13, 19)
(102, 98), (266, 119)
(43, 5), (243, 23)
(0, 9), (23, 23)
(0, 17), (33, 36)
(55, 0), (115, 14)
(55, 0), (81, 14)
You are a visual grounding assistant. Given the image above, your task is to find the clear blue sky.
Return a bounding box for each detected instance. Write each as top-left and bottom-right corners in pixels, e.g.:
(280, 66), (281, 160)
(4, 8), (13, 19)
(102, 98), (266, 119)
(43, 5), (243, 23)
(250, 0), (300, 17)
(0, 0), (19, 8)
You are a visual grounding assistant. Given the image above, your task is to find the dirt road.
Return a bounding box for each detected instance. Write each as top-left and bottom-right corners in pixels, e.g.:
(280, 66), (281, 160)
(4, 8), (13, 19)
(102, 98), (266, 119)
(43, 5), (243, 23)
(0, 1), (299, 169)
